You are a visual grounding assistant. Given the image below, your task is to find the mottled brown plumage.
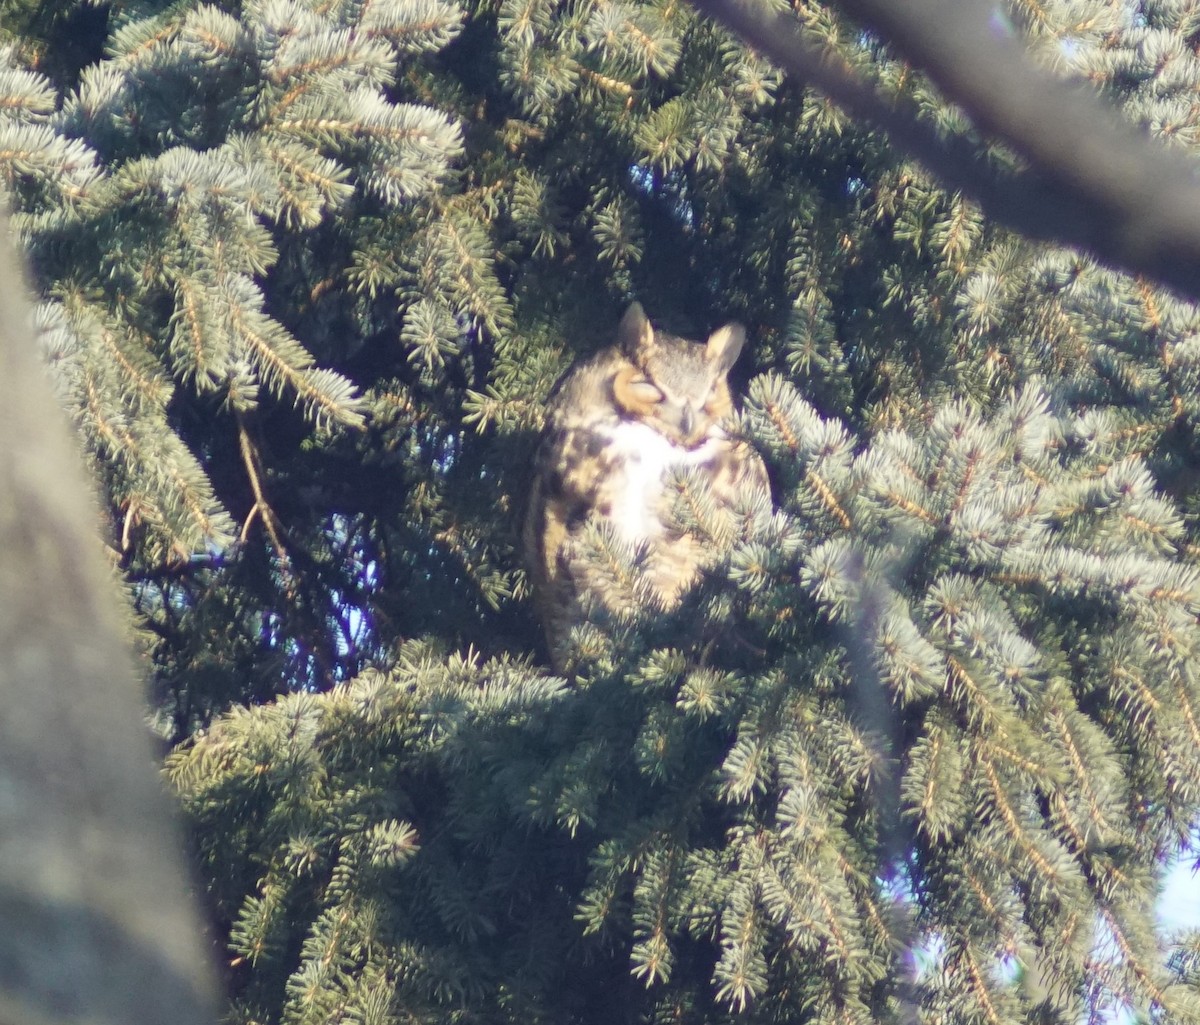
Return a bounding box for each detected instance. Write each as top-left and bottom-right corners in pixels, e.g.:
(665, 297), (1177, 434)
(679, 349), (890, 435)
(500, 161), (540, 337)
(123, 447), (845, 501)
(524, 303), (769, 669)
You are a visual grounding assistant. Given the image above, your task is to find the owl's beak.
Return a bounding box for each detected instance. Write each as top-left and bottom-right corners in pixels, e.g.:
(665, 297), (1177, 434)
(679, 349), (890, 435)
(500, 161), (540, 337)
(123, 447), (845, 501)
(678, 403), (710, 447)
(679, 403), (695, 440)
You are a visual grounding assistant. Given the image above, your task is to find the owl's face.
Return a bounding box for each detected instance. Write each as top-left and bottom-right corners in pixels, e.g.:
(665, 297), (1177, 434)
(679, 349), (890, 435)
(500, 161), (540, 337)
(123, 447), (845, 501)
(610, 303), (746, 448)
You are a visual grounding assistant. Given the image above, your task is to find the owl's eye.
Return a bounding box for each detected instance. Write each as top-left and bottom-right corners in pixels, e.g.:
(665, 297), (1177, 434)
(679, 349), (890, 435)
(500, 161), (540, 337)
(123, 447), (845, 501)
(613, 368), (666, 416)
(626, 379), (665, 405)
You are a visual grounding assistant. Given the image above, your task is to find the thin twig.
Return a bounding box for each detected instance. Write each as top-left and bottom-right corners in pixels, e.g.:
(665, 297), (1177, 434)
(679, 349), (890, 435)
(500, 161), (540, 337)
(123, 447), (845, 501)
(236, 413), (293, 579)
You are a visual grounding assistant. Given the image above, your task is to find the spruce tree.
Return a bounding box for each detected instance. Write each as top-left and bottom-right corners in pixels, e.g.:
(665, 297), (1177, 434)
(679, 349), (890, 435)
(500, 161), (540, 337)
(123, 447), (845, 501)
(3, 0), (1200, 1022)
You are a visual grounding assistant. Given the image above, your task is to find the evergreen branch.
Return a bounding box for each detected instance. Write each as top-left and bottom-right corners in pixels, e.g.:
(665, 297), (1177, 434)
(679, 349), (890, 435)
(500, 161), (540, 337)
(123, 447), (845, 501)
(977, 753), (1059, 884)
(768, 852), (854, 964)
(82, 371), (139, 474)
(1172, 674), (1200, 758)
(577, 65), (634, 95)
(1096, 905), (1171, 1012)
(257, 136), (353, 227)
(266, 79), (327, 123)
(60, 293), (173, 410)
(168, 272), (236, 391)
(180, 5), (253, 62)
(911, 725), (948, 838)
(225, 278), (366, 429)
(360, 0), (464, 53)
(462, 387), (544, 432)
(955, 941), (1005, 1025)
(720, 733), (769, 802)
(228, 302), (311, 386)
(687, 0), (1200, 302)
(106, 16), (181, 62)
(959, 863), (1011, 940)
(668, 468), (735, 547)
(273, 99), (461, 184)
(1108, 662), (1161, 731)
(1044, 708), (1119, 849)
(946, 655), (1009, 732)
(714, 873), (768, 1011)
(411, 201), (512, 336)
(947, 446), (982, 518)
(1046, 793), (1091, 861)
(276, 107), (409, 141)
(983, 734), (1060, 789)
(172, 276), (209, 384)
(583, 0), (683, 78)
(630, 845), (680, 985)
(758, 391), (800, 452)
(0, 122), (103, 194)
(874, 485), (937, 526)
(0, 59), (56, 115)
(82, 371), (235, 554)
(263, 34), (393, 94)
(806, 466), (853, 530)
(832, 845), (894, 951)
(97, 329), (172, 410)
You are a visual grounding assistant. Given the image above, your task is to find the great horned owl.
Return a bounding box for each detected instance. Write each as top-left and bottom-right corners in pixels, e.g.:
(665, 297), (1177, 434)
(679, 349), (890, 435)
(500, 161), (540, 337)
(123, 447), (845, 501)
(524, 302), (769, 669)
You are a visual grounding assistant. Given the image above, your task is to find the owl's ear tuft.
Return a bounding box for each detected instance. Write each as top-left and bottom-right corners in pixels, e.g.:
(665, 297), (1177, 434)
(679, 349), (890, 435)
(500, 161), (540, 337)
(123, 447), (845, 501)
(617, 302), (655, 358)
(707, 323), (746, 375)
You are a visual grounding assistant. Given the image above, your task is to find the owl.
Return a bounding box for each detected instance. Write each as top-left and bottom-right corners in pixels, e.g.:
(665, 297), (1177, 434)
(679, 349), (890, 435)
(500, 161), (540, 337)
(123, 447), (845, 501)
(524, 302), (769, 670)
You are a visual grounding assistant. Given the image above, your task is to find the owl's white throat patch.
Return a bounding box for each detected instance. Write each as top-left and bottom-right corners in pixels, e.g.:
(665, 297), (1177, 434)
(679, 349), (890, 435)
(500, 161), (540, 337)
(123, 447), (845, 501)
(601, 420), (722, 545)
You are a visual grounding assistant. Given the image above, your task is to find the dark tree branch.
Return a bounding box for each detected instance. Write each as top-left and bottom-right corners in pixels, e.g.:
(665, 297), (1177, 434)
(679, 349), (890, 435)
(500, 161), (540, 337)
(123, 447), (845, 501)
(0, 212), (219, 1025)
(690, 0), (1200, 301)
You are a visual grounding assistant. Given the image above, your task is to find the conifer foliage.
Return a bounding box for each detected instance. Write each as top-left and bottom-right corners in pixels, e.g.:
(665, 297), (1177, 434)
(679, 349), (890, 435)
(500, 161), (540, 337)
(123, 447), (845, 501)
(6, 0), (1200, 1021)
